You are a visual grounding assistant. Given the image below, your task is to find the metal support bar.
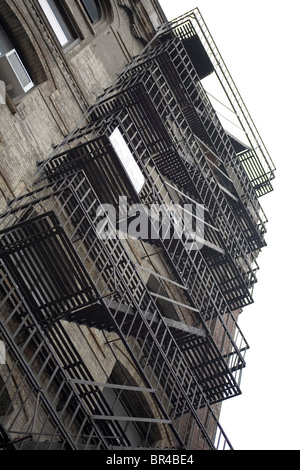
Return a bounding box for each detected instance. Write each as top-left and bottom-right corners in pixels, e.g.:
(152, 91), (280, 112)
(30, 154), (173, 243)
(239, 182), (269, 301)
(68, 378), (156, 393)
(134, 263), (188, 290)
(149, 291), (201, 314)
(91, 416), (171, 424)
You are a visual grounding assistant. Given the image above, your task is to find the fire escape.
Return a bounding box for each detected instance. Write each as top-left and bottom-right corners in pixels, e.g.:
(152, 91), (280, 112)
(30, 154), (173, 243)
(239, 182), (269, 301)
(0, 9), (274, 450)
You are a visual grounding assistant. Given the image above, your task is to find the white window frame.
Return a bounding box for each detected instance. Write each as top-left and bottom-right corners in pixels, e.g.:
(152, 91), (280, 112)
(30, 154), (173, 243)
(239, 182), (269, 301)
(38, 0), (78, 48)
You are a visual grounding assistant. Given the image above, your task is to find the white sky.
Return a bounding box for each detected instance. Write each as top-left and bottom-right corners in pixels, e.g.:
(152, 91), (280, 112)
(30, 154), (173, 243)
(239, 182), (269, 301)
(159, 0), (300, 450)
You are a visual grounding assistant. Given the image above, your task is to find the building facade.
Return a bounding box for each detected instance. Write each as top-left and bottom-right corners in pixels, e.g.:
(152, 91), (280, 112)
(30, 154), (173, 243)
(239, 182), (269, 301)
(0, 1), (275, 450)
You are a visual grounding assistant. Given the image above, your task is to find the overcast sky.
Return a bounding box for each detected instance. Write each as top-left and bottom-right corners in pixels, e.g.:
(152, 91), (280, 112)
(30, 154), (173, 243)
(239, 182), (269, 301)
(159, 0), (300, 450)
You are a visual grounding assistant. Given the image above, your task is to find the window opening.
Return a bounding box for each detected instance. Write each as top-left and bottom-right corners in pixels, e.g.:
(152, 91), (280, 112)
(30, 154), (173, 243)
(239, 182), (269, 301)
(81, 0), (102, 23)
(0, 23), (13, 55)
(38, 0), (78, 47)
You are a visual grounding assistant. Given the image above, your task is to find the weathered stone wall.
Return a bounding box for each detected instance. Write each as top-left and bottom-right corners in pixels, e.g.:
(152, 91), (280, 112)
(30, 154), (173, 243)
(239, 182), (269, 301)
(0, 0), (162, 209)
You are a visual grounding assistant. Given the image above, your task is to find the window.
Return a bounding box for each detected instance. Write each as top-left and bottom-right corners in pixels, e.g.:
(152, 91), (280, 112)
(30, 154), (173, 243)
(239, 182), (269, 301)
(0, 23), (13, 56)
(81, 0), (102, 23)
(0, 341), (5, 365)
(0, 23), (34, 100)
(0, 2), (47, 104)
(38, 0), (78, 48)
(109, 128), (145, 194)
(102, 363), (162, 447)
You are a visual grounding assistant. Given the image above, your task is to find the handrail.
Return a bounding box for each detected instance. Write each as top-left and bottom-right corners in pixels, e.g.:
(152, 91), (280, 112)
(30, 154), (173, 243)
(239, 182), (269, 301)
(157, 8), (276, 196)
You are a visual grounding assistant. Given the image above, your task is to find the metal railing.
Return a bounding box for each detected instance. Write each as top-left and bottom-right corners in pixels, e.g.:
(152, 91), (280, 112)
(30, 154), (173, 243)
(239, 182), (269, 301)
(87, 81), (259, 307)
(0, 6), (274, 451)
(157, 8), (276, 197)
(0, 171), (234, 450)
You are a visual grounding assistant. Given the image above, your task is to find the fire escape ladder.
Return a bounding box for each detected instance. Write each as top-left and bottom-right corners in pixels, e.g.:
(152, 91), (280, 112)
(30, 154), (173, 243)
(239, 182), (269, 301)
(0, 275), (129, 450)
(40, 131), (248, 393)
(156, 9), (275, 196)
(0, 173), (235, 450)
(0, 7), (274, 451)
(116, 49), (262, 258)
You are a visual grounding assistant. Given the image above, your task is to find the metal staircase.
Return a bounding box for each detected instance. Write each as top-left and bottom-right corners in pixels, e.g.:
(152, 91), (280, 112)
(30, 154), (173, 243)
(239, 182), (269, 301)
(0, 7), (274, 451)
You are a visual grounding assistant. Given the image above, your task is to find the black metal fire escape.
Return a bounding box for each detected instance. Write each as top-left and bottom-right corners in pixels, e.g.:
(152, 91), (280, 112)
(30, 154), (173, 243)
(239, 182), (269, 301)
(0, 8), (274, 450)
